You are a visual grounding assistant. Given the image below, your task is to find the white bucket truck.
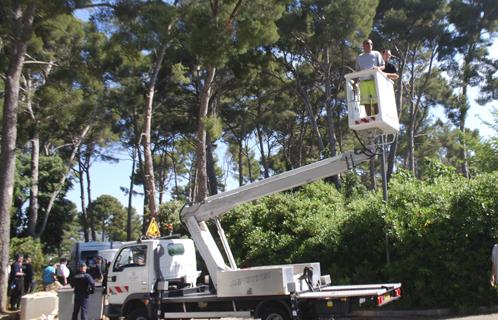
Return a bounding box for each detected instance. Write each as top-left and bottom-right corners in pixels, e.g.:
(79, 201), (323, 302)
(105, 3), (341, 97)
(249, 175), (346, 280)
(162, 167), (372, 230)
(105, 69), (402, 320)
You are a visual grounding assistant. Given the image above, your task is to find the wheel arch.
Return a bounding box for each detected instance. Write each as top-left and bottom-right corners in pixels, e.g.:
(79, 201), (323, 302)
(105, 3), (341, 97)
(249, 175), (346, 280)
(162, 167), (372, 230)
(255, 298), (292, 320)
(122, 298), (149, 318)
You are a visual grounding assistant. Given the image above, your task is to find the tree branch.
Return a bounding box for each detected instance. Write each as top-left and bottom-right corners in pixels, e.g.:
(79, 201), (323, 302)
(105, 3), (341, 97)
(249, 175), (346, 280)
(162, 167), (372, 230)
(225, 0), (244, 32)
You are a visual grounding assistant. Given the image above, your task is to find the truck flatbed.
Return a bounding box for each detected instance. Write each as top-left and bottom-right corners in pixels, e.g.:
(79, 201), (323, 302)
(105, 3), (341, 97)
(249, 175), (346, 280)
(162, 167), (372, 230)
(159, 283), (401, 303)
(299, 283), (401, 306)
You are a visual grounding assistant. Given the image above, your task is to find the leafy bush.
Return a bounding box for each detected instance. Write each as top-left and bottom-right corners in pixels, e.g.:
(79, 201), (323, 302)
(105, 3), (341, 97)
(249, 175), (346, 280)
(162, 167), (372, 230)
(222, 170), (498, 310)
(223, 181), (347, 267)
(9, 237), (46, 287)
(386, 171), (498, 308)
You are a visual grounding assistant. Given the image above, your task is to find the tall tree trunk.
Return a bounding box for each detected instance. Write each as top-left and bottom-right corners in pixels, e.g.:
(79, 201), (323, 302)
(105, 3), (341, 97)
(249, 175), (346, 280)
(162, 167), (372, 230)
(127, 146), (137, 241)
(35, 125), (90, 238)
(238, 138), (244, 186)
(296, 79), (325, 154)
(323, 48), (340, 188)
(77, 150), (89, 242)
(407, 117), (416, 175)
(297, 113), (306, 167)
(459, 101), (469, 178)
(406, 50), (417, 175)
(85, 149), (96, 241)
(195, 65), (216, 202)
(143, 43), (168, 218)
(206, 132), (218, 196)
(256, 123), (269, 178)
(245, 141), (253, 183)
(157, 150), (166, 205)
(0, 3), (35, 312)
(27, 134), (40, 237)
(171, 138), (180, 198)
(25, 72), (40, 237)
(408, 45), (436, 177)
(369, 158), (377, 190)
(137, 147), (148, 235)
(255, 102), (269, 178)
(387, 61), (405, 182)
(26, 58), (55, 236)
(459, 57), (471, 178)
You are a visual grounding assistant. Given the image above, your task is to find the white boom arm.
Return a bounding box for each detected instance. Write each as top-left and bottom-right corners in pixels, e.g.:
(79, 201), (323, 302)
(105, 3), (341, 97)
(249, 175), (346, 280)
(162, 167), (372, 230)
(180, 148), (373, 288)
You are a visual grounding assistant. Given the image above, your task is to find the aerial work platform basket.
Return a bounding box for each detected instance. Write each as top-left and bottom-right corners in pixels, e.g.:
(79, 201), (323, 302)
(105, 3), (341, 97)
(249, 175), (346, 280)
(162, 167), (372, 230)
(345, 69), (399, 139)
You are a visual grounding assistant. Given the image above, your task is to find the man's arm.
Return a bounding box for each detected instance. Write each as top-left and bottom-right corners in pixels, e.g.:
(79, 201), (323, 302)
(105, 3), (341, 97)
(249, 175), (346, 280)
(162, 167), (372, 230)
(87, 274), (96, 292)
(376, 51), (385, 71)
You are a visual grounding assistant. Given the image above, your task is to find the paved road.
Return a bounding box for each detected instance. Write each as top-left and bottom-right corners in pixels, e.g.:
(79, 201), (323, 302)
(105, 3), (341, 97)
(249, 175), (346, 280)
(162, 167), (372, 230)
(220, 314), (498, 320)
(343, 314), (498, 320)
(1, 313), (498, 319)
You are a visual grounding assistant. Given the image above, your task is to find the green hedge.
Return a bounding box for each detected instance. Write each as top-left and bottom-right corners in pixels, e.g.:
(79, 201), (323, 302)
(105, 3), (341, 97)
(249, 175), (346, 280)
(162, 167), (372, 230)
(222, 171), (498, 309)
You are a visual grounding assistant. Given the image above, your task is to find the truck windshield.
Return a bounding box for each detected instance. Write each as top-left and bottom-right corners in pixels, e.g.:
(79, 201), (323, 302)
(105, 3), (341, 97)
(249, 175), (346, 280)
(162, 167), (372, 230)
(113, 245), (147, 271)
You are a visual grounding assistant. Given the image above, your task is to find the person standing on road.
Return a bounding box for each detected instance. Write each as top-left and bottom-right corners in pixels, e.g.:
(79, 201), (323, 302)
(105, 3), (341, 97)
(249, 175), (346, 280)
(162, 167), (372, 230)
(71, 263), (95, 320)
(88, 256), (103, 282)
(490, 237), (498, 286)
(9, 254), (25, 310)
(57, 257), (70, 286)
(23, 255), (34, 293)
(42, 261), (57, 290)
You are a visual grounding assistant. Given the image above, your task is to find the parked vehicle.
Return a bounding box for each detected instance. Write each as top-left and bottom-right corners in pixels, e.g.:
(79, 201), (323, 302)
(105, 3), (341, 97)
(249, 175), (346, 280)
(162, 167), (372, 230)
(69, 241), (123, 272)
(105, 69), (402, 320)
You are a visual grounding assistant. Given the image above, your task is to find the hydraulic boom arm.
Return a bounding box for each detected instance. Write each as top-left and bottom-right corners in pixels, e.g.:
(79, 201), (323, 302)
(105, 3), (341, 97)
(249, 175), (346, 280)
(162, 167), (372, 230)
(180, 148), (373, 288)
(181, 150), (371, 222)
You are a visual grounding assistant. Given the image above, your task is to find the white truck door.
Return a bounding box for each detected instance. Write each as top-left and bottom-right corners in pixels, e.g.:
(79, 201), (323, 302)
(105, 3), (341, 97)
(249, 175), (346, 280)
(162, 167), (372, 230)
(107, 244), (149, 305)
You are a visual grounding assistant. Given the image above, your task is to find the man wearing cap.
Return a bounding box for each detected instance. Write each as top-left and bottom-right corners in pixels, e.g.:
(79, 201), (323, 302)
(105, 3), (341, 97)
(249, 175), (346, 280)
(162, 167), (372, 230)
(71, 263), (95, 320)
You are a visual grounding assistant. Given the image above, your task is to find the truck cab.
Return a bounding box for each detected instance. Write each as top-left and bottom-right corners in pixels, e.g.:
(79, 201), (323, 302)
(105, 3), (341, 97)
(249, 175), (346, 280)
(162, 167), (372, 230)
(106, 237), (200, 318)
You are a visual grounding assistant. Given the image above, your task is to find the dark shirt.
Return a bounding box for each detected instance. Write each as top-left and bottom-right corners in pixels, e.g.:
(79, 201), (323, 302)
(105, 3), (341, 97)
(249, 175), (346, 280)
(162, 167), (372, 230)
(71, 272), (95, 298)
(88, 265), (102, 281)
(384, 61), (397, 74)
(10, 262), (24, 281)
(9, 262), (24, 294)
(22, 263), (34, 292)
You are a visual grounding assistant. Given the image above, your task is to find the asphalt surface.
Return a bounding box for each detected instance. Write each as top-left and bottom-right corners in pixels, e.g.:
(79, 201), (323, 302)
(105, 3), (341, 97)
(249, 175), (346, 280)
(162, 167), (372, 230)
(343, 315), (498, 320)
(1, 313), (498, 319)
(219, 314), (498, 320)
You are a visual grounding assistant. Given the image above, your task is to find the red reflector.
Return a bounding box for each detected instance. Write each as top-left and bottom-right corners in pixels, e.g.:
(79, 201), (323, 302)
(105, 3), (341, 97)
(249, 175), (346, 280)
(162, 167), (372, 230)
(395, 288), (401, 297)
(361, 118), (369, 123)
(377, 295), (384, 305)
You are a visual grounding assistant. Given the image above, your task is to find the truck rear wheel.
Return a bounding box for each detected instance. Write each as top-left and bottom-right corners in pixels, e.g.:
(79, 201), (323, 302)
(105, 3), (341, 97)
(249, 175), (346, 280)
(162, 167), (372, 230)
(127, 308), (149, 320)
(258, 304), (290, 320)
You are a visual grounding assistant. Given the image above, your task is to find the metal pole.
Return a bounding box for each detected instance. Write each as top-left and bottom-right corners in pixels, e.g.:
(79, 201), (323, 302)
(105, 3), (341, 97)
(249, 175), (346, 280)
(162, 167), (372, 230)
(380, 136), (390, 265)
(380, 137), (388, 203)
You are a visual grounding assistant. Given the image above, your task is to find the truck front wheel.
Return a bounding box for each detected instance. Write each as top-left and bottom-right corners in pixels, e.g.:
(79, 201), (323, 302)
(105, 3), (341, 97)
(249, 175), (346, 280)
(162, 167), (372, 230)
(127, 308), (149, 320)
(258, 304), (290, 320)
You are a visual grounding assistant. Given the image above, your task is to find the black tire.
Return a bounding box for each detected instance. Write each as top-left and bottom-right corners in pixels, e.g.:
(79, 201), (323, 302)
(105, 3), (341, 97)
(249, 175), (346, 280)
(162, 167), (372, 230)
(258, 303), (291, 320)
(127, 308), (149, 320)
